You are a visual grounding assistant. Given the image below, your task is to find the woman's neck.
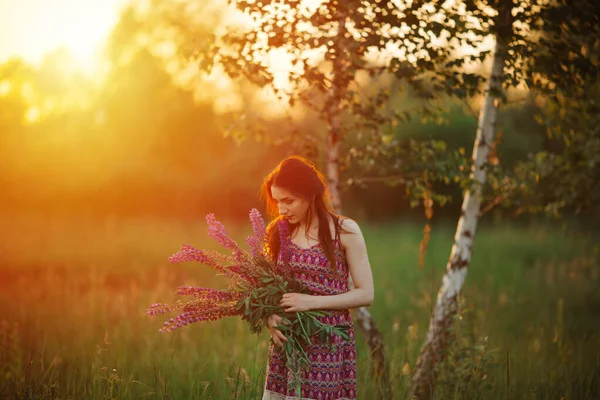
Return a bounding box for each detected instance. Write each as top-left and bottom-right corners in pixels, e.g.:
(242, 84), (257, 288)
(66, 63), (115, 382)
(298, 213), (320, 234)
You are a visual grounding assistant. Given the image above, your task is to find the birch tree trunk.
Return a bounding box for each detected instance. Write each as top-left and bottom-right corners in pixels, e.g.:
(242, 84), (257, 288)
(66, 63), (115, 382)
(326, 131), (343, 214)
(326, 125), (389, 391)
(324, 10), (390, 397)
(407, 18), (511, 399)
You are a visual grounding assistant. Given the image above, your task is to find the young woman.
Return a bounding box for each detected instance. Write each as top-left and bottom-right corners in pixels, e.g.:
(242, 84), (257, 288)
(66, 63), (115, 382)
(261, 156), (375, 400)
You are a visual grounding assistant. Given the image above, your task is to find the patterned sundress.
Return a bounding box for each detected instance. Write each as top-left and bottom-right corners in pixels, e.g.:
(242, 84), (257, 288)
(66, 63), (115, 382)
(262, 238), (357, 400)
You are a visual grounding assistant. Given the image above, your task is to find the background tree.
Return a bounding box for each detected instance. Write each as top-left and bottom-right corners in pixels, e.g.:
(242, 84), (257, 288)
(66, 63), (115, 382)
(136, 0), (488, 389)
(407, 0), (600, 397)
(504, 0), (600, 219)
(408, 0), (514, 396)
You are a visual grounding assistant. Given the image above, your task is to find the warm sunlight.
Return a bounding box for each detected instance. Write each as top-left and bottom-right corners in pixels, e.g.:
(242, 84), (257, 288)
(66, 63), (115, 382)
(0, 0), (127, 73)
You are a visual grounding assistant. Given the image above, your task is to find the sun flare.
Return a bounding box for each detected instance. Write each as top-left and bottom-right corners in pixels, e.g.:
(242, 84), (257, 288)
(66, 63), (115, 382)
(0, 0), (126, 74)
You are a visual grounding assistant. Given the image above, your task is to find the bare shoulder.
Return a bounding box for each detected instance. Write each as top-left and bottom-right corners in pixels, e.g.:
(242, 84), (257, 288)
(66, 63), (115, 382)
(338, 217), (361, 235)
(337, 217), (366, 252)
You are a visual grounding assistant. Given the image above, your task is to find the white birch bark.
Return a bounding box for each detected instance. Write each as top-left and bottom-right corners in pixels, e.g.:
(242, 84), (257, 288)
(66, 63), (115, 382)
(325, 10), (390, 394)
(326, 132), (343, 213)
(408, 30), (509, 399)
(326, 126), (389, 385)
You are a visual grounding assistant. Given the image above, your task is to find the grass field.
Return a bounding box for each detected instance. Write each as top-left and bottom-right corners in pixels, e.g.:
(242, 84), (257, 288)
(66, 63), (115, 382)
(0, 212), (598, 399)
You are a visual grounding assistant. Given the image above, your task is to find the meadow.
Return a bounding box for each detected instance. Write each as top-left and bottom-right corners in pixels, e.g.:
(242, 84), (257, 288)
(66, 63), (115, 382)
(0, 212), (598, 399)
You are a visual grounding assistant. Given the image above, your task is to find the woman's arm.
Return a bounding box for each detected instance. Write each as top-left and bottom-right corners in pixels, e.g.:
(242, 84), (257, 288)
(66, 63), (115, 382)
(280, 219), (374, 312)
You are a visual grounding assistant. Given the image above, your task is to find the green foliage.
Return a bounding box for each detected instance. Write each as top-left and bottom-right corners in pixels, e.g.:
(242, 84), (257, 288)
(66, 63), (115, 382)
(434, 297), (498, 399)
(139, 0), (491, 166)
(526, 0), (600, 95)
(0, 321), (24, 397)
(345, 135), (469, 210)
(1, 217), (599, 399)
(483, 0), (600, 220)
(232, 259), (350, 393)
(150, 211), (351, 394)
(235, 266), (350, 353)
(340, 0), (600, 225)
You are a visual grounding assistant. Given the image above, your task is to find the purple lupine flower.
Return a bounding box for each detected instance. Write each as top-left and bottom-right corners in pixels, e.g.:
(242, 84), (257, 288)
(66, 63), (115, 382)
(202, 249), (235, 266)
(175, 286), (242, 302)
(206, 213), (238, 251)
(226, 265), (261, 288)
(200, 250), (254, 283)
(246, 208), (266, 258)
(149, 209), (296, 336)
(228, 265), (247, 279)
(249, 208), (266, 241)
(158, 304), (240, 334)
(168, 244), (230, 275)
(169, 245), (255, 288)
(146, 303), (171, 316)
(206, 213), (248, 263)
(245, 235), (261, 259)
(278, 218), (291, 266)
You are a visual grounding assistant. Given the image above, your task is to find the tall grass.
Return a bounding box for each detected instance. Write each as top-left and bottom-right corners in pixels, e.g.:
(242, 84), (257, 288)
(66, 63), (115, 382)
(0, 212), (598, 399)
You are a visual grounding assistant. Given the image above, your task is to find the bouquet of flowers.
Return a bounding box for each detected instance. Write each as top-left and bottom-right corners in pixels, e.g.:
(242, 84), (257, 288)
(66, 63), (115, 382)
(147, 208), (349, 391)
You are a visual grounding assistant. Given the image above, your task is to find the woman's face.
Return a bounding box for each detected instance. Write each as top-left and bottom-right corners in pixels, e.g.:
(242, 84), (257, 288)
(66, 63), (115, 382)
(270, 184), (310, 225)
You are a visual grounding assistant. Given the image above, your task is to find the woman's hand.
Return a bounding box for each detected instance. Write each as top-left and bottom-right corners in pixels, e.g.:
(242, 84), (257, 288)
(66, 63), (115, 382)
(267, 314), (288, 348)
(280, 293), (317, 313)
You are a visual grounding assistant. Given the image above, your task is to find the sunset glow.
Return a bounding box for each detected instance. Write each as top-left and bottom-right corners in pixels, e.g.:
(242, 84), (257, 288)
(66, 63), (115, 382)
(0, 0), (127, 72)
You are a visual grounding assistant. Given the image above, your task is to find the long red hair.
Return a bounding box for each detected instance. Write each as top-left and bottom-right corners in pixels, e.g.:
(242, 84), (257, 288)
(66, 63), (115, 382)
(260, 156), (344, 271)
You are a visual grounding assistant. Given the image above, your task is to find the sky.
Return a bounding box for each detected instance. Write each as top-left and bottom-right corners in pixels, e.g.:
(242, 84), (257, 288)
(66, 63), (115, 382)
(0, 0), (128, 70)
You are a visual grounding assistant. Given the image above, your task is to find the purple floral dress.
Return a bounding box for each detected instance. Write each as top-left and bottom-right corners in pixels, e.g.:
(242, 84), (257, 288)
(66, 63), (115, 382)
(262, 238), (357, 400)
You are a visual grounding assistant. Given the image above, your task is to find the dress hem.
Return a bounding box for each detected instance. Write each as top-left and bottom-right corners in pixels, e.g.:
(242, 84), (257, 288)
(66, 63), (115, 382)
(262, 389), (353, 400)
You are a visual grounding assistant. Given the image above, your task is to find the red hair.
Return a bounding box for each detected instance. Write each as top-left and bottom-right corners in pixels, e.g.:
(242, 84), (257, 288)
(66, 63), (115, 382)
(261, 156), (344, 271)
